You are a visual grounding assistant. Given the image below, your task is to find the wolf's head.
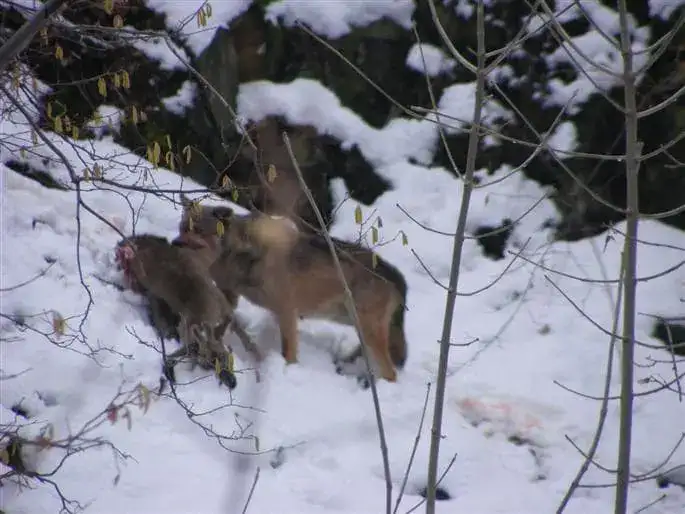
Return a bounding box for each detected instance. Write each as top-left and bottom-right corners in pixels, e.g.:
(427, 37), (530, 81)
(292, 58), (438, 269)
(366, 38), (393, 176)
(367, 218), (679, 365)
(177, 194), (235, 250)
(178, 194), (300, 261)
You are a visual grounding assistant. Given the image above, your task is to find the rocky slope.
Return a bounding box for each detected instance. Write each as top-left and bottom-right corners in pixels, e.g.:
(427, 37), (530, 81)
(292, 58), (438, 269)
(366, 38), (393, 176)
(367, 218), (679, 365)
(1, 0), (684, 240)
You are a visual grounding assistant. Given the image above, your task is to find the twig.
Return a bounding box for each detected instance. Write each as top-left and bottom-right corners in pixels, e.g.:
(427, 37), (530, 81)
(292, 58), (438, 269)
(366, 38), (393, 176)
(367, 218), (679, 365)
(0, 0), (68, 72)
(0, 261), (55, 292)
(392, 382), (431, 514)
(240, 467), (260, 514)
(557, 258), (625, 512)
(425, 1), (485, 511)
(282, 131), (393, 514)
(614, 1), (642, 511)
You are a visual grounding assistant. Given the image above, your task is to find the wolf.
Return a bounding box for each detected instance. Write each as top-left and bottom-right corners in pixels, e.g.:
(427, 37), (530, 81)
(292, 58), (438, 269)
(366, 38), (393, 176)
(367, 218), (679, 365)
(114, 233), (261, 389)
(218, 117), (333, 233)
(175, 196), (408, 383)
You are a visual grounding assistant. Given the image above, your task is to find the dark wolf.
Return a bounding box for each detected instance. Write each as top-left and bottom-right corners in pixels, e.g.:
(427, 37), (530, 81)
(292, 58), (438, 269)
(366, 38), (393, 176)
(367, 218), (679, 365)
(175, 196), (408, 383)
(114, 233), (261, 389)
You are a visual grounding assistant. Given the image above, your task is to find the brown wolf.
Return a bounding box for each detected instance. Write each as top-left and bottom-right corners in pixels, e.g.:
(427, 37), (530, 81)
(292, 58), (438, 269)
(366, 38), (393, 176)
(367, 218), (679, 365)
(114, 233), (261, 389)
(223, 117), (332, 233)
(175, 196), (408, 383)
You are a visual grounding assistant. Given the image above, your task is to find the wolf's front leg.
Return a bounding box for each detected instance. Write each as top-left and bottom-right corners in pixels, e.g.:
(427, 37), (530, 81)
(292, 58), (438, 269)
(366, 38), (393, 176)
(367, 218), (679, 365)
(275, 308), (299, 364)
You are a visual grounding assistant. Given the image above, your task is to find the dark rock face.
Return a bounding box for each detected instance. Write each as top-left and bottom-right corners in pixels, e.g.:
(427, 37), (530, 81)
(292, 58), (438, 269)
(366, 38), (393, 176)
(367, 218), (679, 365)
(418, 484), (452, 501)
(651, 318), (685, 357)
(2, 1), (684, 245)
(472, 219), (514, 260)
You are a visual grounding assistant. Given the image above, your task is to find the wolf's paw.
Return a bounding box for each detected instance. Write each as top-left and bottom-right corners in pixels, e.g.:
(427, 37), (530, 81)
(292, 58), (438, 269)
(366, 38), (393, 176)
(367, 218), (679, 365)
(162, 361), (177, 384)
(333, 356), (362, 376)
(418, 485), (452, 501)
(217, 369), (238, 390)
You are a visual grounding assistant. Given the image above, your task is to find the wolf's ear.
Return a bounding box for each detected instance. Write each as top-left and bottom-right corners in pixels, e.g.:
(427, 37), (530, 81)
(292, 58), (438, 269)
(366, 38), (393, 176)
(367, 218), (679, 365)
(212, 207), (234, 223)
(180, 193), (194, 211)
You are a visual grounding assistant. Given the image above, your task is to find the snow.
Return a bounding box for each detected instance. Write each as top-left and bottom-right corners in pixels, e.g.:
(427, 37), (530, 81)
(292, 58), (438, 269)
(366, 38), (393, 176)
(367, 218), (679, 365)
(649, 0), (685, 20)
(161, 80), (198, 116)
(545, 121), (578, 157)
(125, 30), (188, 72)
(527, 1), (653, 114)
(265, 0), (415, 39)
(144, 0), (253, 57)
(406, 43), (456, 78)
(2, 2), (685, 514)
(86, 105), (125, 139)
(237, 78), (511, 168)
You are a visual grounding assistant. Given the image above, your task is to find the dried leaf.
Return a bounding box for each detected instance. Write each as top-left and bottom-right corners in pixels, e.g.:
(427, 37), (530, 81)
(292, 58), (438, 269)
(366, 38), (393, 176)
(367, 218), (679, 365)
(165, 134), (172, 150)
(121, 70), (131, 90)
(372, 253), (378, 269)
(83, 167), (91, 181)
(227, 352), (234, 373)
(139, 384), (151, 414)
(216, 220), (225, 237)
(46, 102), (53, 119)
(113, 14), (123, 29)
(53, 116), (63, 133)
(204, 2), (213, 17)
(190, 200), (202, 218)
(266, 164), (277, 183)
(221, 175), (230, 190)
(54, 45), (64, 61)
(93, 163), (102, 179)
(152, 141), (161, 167)
(97, 77), (107, 98)
(376, 216), (383, 228)
(401, 230), (408, 246)
(231, 188), (239, 202)
(104, 0), (114, 15)
(131, 105), (138, 124)
(107, 405), (118, 424)
(11, 66), (19, 90)
(52, 311), (66, 335)
(214, 357), (221, 377)
(197, 10), (206, 27)
(72, 125), (79, 139)
(0, 449), (9, 465)
(113, 72), (121, 88)
(354, 205), (362, 225)
(371, 226), (378, 244)
(182, 145), (192, 164)
(165, 151), (175, 171)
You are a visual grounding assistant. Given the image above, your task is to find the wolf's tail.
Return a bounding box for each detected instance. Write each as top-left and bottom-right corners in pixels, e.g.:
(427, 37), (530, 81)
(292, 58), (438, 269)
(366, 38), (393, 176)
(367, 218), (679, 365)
(389, 293), (408, 369)
(381, 262), (408, 369)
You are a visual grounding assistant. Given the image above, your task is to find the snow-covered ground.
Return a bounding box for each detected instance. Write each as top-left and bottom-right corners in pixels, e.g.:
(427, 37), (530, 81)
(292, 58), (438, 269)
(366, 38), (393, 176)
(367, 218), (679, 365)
(1, 1), (685, 513)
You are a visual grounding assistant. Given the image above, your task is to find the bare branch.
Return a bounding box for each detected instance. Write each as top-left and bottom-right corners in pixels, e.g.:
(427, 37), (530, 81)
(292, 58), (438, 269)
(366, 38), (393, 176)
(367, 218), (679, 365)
(0, 0), (69, 72)
(282, 131), (393, 514)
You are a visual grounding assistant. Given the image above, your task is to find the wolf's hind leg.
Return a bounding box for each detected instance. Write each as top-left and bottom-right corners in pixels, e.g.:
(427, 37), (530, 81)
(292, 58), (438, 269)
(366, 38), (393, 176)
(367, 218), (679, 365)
(229, 314), (264, 362)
